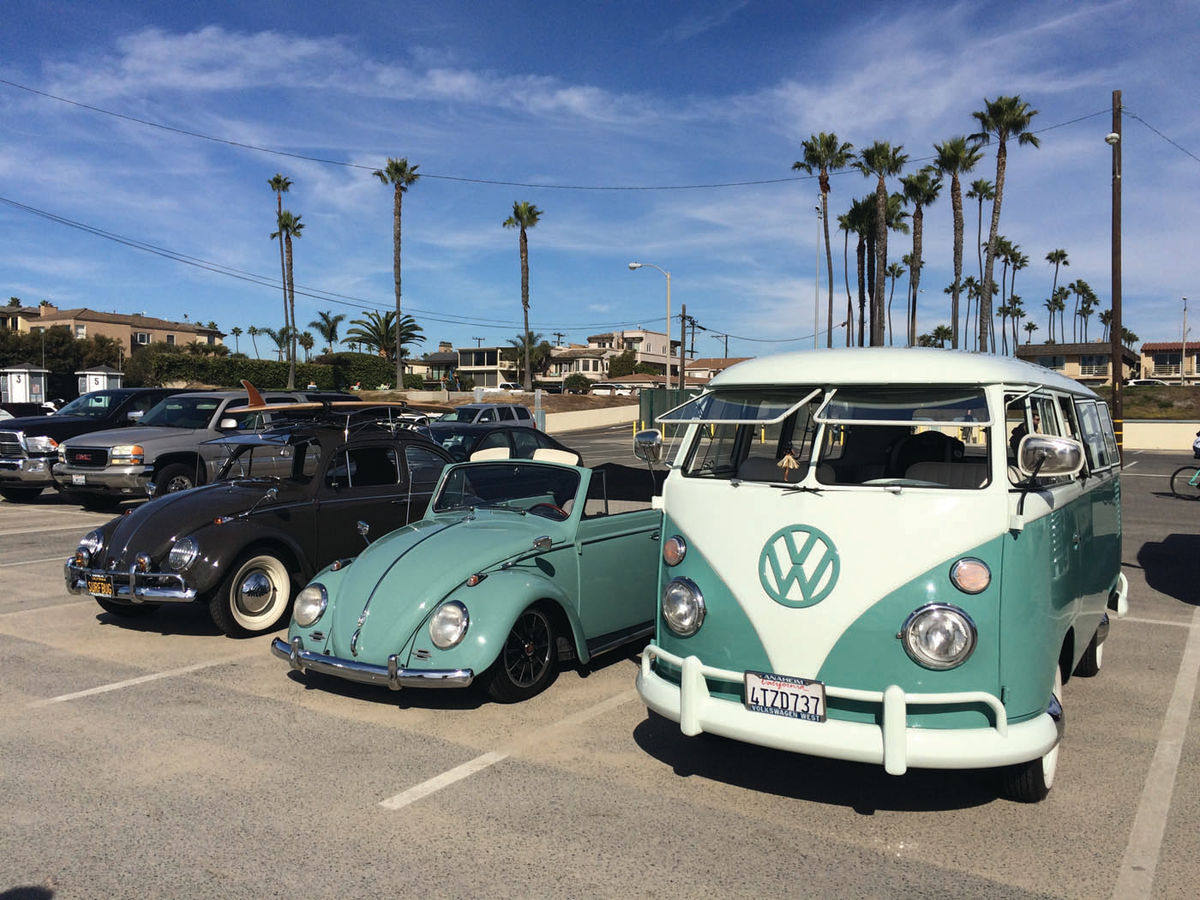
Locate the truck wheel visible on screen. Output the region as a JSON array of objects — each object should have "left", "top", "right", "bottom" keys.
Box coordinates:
[
  {"left": 0, "top": 487, "right": 43, "bottom": 502},
  {"left": 155, "top": 463, "right": 199, "bottom": 494},
  {"left": 999, "top": 663, "right": 1063, "bottom": 803},
  {"left": 95, "top": 597, "right": 159, "bottom": 617},
  {"left": 208, "top": 551, "right": 293, "bottom": 637},
  {"left": 484, "top": 605, "right": 558, "bottom": 702}
]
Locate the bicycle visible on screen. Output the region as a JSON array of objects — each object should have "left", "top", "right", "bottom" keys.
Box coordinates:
[{"left": 1170, "top": 464, "right": 1200, "bottom": 499}]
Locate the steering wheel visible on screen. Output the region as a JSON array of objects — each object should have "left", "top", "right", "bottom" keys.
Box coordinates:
[{"left": 528, "top": 503, "right": 569, "bottom": 521}]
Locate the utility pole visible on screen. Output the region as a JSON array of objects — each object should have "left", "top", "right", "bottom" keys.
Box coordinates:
[
  {"left": 678, "top": 304, "right": 687, "bottom": 392},
  {"left": 1107, "top": 89, "right": 1123, "bottom": 454},
  {"left": 553, "top": 331, "right": 565, "bottom": 347},
  {"left": 1183, "top": 297, "right": 1189, "bottom": 386},
  {"left": 472, "top": 336, "right": 485, "bottom": 347}
]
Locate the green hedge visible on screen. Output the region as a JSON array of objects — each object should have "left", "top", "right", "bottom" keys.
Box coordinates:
[{"left": 124, "top": 347, "right": 397, "bottom": 391}]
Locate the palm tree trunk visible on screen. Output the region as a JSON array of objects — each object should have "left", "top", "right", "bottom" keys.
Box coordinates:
[
  {"left": 285, "top": 235, "right": 296, "bottom": 388},
  {"left": 951, "top": 176, "right": 964, "bottom": 349},
  {"left": 910, "top": 206, "right": 923, "bottom": 347},
  {"left": 871, "top": 179, "right": 887, "bottom": 346},
  {"left": 393, "top": 188, "right": 403, "bottom": 389},
  {"left": 856, "top": 235, "right": 867, "bottom": 347},
  {"left": 519, "top": 227, "right": 532, "bottom": 391},
  {"left": 980, "top": 142, "right": 1008, "bottom": 352},
  {"left": 843, "top": 230, "right": 853, "bottom": 346},
  {"left": 276, "top": 195, "right": 289, "bottom": 370},
  {"left": 821, "top": 191, "right": 835, "bottom": 348}
]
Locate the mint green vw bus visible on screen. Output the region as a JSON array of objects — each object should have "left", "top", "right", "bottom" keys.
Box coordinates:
[{"left": 634, "top": 348, "right": 1126, "bottom": 802}]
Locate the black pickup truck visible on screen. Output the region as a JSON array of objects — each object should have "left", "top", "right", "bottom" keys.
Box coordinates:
[{"left": 0, "top": 388, "right": 181, "bottom": 502}]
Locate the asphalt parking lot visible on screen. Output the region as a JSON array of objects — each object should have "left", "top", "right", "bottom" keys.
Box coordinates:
[{"left": 2, "top": 428, "right": 1198, "bottom": 899}]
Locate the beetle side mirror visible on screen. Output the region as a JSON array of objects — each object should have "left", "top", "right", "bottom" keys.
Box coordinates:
[{"left": 357, "top": 520, "right": 370, "bottom": 546}]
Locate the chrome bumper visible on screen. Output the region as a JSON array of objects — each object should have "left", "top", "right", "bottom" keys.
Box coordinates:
[
  {"left": 637, "top": 644, "right": 1058, "bottom": 776},
  {"left": 0, "top": 457, "right": 55, "bottom": 486},
  {"left": 64, "top": 559, "right": 198, "bottom": 603},
  {"left": 271, "top": 637, "right": 474, "bottom": 690},
  {"left": 52, "top": 463, "right": 152, "bottom": 494}
]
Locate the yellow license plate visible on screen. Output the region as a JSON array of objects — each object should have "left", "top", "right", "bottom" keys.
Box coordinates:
[{"left": 86, "top": 575, "right": 114, "bottom": 597}]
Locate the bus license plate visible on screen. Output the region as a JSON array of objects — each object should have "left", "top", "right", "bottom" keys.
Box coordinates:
[
  {"left": 745, "top": 671, "right": 826, "bottom": 722},
  {"left": 87, "top": 575, "right": 114, "bottom": 597}
]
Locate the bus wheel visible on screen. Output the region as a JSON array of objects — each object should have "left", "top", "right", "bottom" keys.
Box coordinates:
[
  {"left": 1000, "top": 664, "right": 1063, "bottom": 803},
  {"left": 1073, "top": 627, "right": 1104, "bottom": 678}
]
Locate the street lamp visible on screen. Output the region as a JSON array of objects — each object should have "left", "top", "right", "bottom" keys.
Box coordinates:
[{"left": 628, "top": 261, "right": 672, "bottom": 389}]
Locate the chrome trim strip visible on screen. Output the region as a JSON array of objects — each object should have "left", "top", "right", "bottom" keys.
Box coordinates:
[{"left": 270, "top": 637, "right": 473, "bottom": 690}]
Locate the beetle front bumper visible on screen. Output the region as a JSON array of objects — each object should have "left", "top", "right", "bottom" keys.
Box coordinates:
[
  {"left": 64, "top": 558, "right": 198, "bottom": 603},
  {"left": 637, "top": 645, "right": 1059, "bottom": 775},
  {"left": 271, "top": 637, "right": 474, "bottom": 690}
]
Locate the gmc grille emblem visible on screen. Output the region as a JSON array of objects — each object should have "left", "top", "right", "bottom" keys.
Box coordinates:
[{"left": 76, "top": 453, "right": 92, "bottom": 461}]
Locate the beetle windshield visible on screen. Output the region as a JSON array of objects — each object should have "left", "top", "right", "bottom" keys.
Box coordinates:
[{"left": 433, "top": 462, "right": 580, "bottom": 512}]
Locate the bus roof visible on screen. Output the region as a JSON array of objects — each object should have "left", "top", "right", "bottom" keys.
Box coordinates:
[{"left": 710, "top": 348, "right": 1100, "bottom": 398}]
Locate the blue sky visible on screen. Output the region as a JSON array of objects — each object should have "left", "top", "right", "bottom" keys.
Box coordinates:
[{"left": 2, "top": 0, "right": 1197, "bottom": 361}]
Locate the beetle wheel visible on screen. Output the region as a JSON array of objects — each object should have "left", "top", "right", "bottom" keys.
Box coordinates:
[
  {"left": 999, "top": 663, "right": 1063, "bottom": 802},
  {"left": 485, "top": 606, "right": 558, "bottom": 702},
  {"left": 209, "top": 551, "right": 293, "bottom": 637}
]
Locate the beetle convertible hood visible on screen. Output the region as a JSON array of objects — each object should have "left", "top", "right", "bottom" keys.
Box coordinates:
[{"left": 322, "top": 511, "right": 562, "bottom": 663}]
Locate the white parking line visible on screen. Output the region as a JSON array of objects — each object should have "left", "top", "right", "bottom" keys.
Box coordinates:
[
  {"left": 379, "top": 688, "right": 638, "bottom": 810},
  {"left": 0, "top": 523, "right": 106, "bottom": 537},
  {"left": 27, "top": 657, "right": 243, "bottom": 708},
  {"left": 0, "top": 555, "right": 69, "bottom": 568},
  {"left": 1112, "top": 605, "right": 1200, "bottom": 898}
]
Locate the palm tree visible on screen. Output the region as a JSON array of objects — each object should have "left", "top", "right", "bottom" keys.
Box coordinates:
[
  {"left": 961, "top": 275, "right": 980, "bottom": 345},
  {"left": 247, "top": 325, "right": 260, "bottom": 359},
  {"left": 900, "top": 166, "right": 942, "bottom": 346},
  {"left": 931, "top": 324, "right": 953, "bottom": 347},
  {"left": 229, "top": 326, "right": 242, "bottom": 354},
  {"left": 298, "top": 331, "right": 314, "bottom": 363},
  {"left": 308, "top": 311, "right": 346, "bottom": 354},
  {"left": 504, "top": 331, "right": 551, "bottom": 384},
  {"left": 345, "top": 310, "right": 426, "bottom": 364},
  {"left": 268, "top": 173, "right": 292, "bottom": 367},
  {"left": 996, "top": 302, "right": 1011, "bottom": 355},
  {"left": 1099, "top": 308, "right": 1113, "bottom": 342},
  {"left": 933, "top": 137, "right": 984, "bottom": 348},
  {"left": 261, "top": 325, "right": 291, "bottom": 361},
  {"left": 1009, "top": 296, "right": 1025, "bottom": 354},
  {"left": 271, "top": 210, "right": 304, "bottom": 388},
  {"left": 374, "top": 157, "right": 421, "bottom": 389},
  {"left": 793, "top": 133, "right": 855, "bottom": 347},
  {"left": 1045, "top": 249, "right": 1069, "bottom": 316},
  {"left": 886, "top": 261, "right": 907, "bottom": 345},
  {"left": 853, "top": 142, "right": 909, "bottom": 345},
  {"left": 1045, "top": 290, "right": 1066, "bottom": 343},
  {"left": 502, "top": 201, "right": 543, "bottom": 390},
  {"left": 836, "top": 210, "right": 856, "bottom": 345},
  {"left": 1024, "top": 321, "right": 1039, "bottom": 343},
  {"left": 971, "top": 95, "right": 1041, "bottom": 352},
  {"left": 842, "top": 196, "right": 875, "bottom": 346}
]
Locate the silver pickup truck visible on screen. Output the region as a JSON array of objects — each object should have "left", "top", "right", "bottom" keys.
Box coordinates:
[{"left": 51, "top": 388, "right": 316, "bottom": 509}]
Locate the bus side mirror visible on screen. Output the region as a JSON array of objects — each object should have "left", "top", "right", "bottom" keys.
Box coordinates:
[
  {"left": 1017, "top": 435, "right": 1085, "bottom": 478},
  {"left": 634, "top": 429, "right": 663, "bottom": 465}
]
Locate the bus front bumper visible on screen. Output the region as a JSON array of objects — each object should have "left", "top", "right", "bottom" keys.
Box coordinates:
[{"left": 637, "top": 645, "right": 1058, "bottom": 776}]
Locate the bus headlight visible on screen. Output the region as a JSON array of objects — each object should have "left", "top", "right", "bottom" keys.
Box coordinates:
[
  {"left": 293, "top": 584, "right": 328, "bottom": 627},
  {"left": 429, "top": 601, "right": 469, "bottom": 649},
  {"left": 900, "top": 603, "right": 977, "bottom": 670},
  {"left": 662, "top": 578, "right": 705, "bottom": 636}
]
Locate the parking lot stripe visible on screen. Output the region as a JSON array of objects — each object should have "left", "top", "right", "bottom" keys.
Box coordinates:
[
  {"left": 27, "top": 658, "right": 243, "bottom": 708},
  {"left": 379, "top": 688, "right": 638, "bottom": 810},
  {"left": 1112, "top": 605, "right": 1200, "bottom": 899},
  {"left": 0, "top": 555, "right": 69, "bottom": 568},
  {"left": 0, "top": 523, "right": 108, "bottom": 537}
]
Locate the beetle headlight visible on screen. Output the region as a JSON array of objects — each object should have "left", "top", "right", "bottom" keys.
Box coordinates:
[
  {"left": 78, "top": 529, "right": 104, "bottom": 554},
  {"left": 662, "top": 578, "right": 705, "bottom": 637},
  {"left": 900, "top": 603, "right": 977, "bottom": 670},
  {"left": 429, "top": 601, "right": 469, "bottom": 649},
  {"left": 950, "top": 557, "right": 990, "bottom": 594},
  {"left": 663, "top": 535, "right": 687, "bottom": 567},
  {"left": 110, "top": 444, "right": 145, "bottom": 465},
  {"left": 167, "top": 536, "right": 198, "bottom": 571},
  {"left": 293, "top": 583, "right": 328, "bottom": 627}
]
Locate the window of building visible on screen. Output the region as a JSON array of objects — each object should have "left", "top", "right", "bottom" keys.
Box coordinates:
[
  {"left": 1079, "top": 354, "right": 1109, "bottom": 376},
  {"left": 1035, "top": 355, "right": 1065, "bottom": 370},
  {"left": 166, "top": 334, "right": 176, "bottom": 346},
  {"left": 135, "top": 332, "right": 151, "bottom": 345},
  {"left": 74, "top": 324, "right": 86, "bottom": 339}
]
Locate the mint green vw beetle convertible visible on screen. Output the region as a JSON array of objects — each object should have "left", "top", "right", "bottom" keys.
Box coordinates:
[{"left": 271, "top": 456, "right": 662, "bottom": 701}]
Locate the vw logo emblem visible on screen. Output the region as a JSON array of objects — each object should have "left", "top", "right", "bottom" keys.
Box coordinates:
[{"left": 759, "top": 525, "right": 839, "bottom": 608}]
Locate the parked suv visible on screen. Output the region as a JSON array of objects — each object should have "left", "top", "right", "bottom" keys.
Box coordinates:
[
  {"left": 435, "top": 403, "right": 535, "bottom": 427},
  {"left": 52, "top": 389, "right": 316, "bottom": 509},
  {"left": 0, "top": 388, "right": 180, "bottom": 503}
]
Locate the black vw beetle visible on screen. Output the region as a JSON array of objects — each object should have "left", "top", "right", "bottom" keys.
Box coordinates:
[{"left": 64, "top": 410, "right": 453, "bottom": 636}]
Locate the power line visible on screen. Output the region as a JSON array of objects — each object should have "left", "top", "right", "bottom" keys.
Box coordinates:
[{"left": 0, "top": 193, "right": 646, "bottom": 334}]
